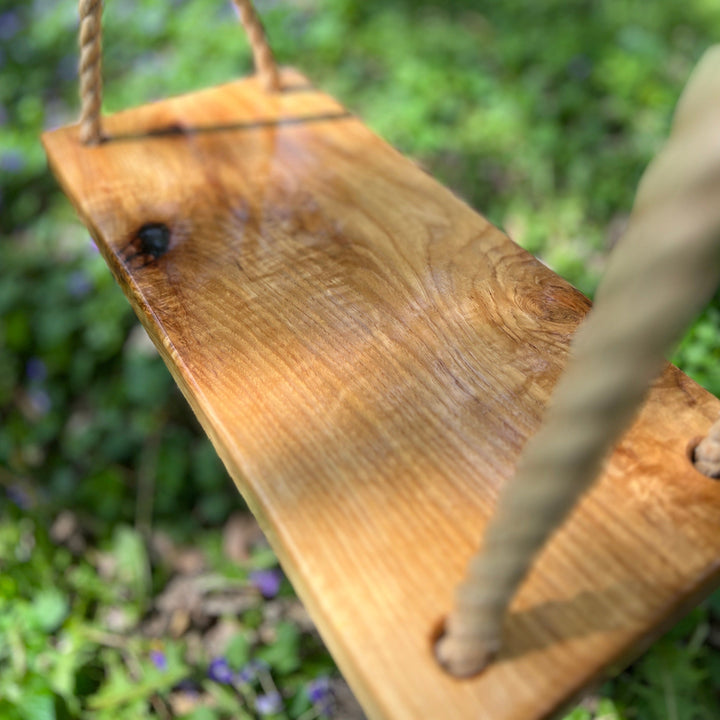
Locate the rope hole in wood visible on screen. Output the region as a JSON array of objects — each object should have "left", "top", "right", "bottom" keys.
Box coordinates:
[
  {"left": 688, "top": 437, "right": 703, "bottom": 464},
  {"left": 77, "top": 0, "right": 280, "bottom": 146},
  {"left": 431, "top": 614, "right": 499, "bottom": 679},
  {"left": 429, "top": 617, "right": 490, "bottom": 680},
  {"left": 688, "top": 435, "right": 720, "bottom": 479},
  {"left": 429, "top": 618, "right": 453, "bottom": 676}
]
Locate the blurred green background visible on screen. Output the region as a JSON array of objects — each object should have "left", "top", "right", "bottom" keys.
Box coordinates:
[{"left": 2, "top": 1, "right": 720, "bottom": 718}]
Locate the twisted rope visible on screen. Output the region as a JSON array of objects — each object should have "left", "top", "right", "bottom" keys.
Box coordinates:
[
  {"left": 694, "top": 418, "right": 720, "bottom": 477},
  {"left": 78, "top": 0, "right": 103, "bottom": 145},
  {"left": 437, "top": 45, "right": 720, "bottom": 678},
  {"left": 231, "top": 0, "right": 280, "bottom": 92},
  {"left": 77, "top": 0, "right": 280, "bottom": 146}
]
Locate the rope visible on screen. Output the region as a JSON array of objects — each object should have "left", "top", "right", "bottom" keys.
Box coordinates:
[
  {"left": 77, "top": 0, "right": 280, "bottom": 146},
  {"left": 436, "top": 45, "right": 720, "bottom": 678},
  {"left": 231, "top": 0, "right": 280, "bottom": 92},
  {"left": 78, "top": 0, "right": 103, "bottom": 145},
  {"left": 694, "top": 418, "right": 720, "bottom": 478}
]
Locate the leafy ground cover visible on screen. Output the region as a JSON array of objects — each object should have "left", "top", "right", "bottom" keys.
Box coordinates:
[{"left": 2, "top": 0, "right": 720, "bottom": 718}]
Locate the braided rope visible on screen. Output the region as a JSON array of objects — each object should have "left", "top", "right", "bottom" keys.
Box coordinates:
[
  {"left": 436, "top": 45, "right": 720, "bottom": 678},
  {"left": 78, "top": 0, "right": 103, "bottom": 145},
  {"left": 77, "top": 0, "right": 280, "bottom": 146},
  {"left": 231, "top": 0, "right": 280, "bottom": 92}
]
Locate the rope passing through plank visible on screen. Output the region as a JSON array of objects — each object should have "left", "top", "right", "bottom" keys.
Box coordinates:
[
  {"left": 436, "top": 45, "right": 720, "bottom": 678},
  {"left": 78, "top": 0, "right": 102, "bottom": 145},
  {"left": 231, "top": 0, "right": 280, "bottom": 93},
  {"left": 77, "top": 0, "right": 280, "bottom": 146},
  {"left": 694, "top": 417, "right": 720, "bottom": 478}
]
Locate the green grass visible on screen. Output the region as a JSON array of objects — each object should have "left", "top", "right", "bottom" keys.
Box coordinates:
[{"left": 2, "top": 1, "right": 720, "bottom": 718}]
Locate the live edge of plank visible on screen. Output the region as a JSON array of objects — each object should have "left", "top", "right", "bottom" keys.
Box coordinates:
[{"left": 42, "top": 68, "right": 720, "bottom": 720}]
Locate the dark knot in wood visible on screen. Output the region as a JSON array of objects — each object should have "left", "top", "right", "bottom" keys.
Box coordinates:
[{"left": 137, "top": 223, "right": 171, "bottom": 259}]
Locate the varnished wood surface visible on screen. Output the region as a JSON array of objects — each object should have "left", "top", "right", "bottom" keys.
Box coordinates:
[{"left": 43, "top": 69, "right": 720, "bottom": 720}]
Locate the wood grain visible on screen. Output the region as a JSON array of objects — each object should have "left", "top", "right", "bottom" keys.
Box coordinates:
[{"left": 43, "top": 69, "right": 720, "bottom": 720}]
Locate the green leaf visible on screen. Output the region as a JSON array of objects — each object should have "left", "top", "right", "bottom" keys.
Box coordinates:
[
  {"left": 560, "top": 708, "right": 591, "bottom": 720},
  {"left": 595, "top": 698, "right": 625, "bottom": 719},
  {"left": 16, "top": 688, "right": 55, "bottom": 720},
  {"left": 225, "top": 631, "right": 251, "bottom": 669},
  {"left": 30, "top": 589, "right": 68, "bottom": 633},
  {"left": 204, "top": 681, "right": 250, "bottom": 717},
  {"left": 251, "top": 547, "right": 281, "bottom": 571},
  {"left": 257, "top": 622, "right": 301, "bottom": 675},
  {"left": 288, "top": 686, "right": 313, "bottom": 717},
  {"left": 88, "top": 649, "right": 187, "bottom": 711},
  {"left": 179, "top": 707, "right": 220, "bottom": 720},
  {"left": 110, "top": 526, "right": 151, "bottom": 606}
]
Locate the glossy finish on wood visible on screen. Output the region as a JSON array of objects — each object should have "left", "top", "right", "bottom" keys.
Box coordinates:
[{"left": 43, "top": 69, "right": 720, "bottom": 720}]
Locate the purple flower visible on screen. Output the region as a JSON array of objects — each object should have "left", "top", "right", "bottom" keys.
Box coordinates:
[
  {"left": 27, "top": 388, "right": 51, "bottom": 416},
  {"left": 255, "top": 691, "right": 282, "bottom": 716},
  {"left": 306, "top": 676, "right": 331, "bottom": 704},
  {"left": 7, "top": 485, "right": 31, "bottom": 510},
  {"left": 236, "top": 658, "right": 269, "bottom": 684},
  {"left": 249, "top": 568, "right": 282, "bottom": 599},
  {"left": 0, "top": 150, "right": 24, "bottom": 174},
  {"left": 25, "top": 357, "right": 47, "bottom": 383},
  {"left": 236, "top": 664, "right": 256, "bottom": 684},
  {"left": 174, "top": 678, "right": 200, "bottom": 694},
  {"left": 208, "top": 657, "right": 234, "bottom": 684},
  {"left": 150, "top": 650, "right": 167, "bottom": 671},
  {"left": 0, "top": 12, "right": 21, "bottom": 41},
  {"left": 67, "top": 270, "right": 93, "bottom": 298},
  {"left": 307, "top": 676, "right": 333, "bottom": 715}
]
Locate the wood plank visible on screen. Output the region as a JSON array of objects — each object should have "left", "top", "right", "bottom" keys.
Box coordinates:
[{"left": 43, "top": 68, "right": 720, "bottom": 720}]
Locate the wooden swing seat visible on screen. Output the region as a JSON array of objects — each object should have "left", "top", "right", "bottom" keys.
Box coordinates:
[{"left": 42, "top": 69, "right": 720, "bottom": 720}]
